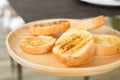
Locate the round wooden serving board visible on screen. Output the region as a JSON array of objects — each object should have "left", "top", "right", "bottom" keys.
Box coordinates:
[{"left": 6, "top": 19, "right": 120, "bottom": 76}]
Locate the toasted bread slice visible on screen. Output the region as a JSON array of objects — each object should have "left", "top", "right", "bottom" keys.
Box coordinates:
[
  {"left": 20, "top": 36, "right": 56, "bottom": 55},
  {"left": 94, "top": 34, "right": 120, "bottom": 56},
  {"left": 29, "top": 20, "right": 70, "bottom": 36},
  {"left": 53, "top": 29, "right": 95, "bottom": 66},
  {"left": 72, "top": 15, "right": 106, "bottom": 30}
]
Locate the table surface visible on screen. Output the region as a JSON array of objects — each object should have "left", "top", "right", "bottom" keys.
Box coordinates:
[{"left": 9, "top": 0, "right": 120, "bottom": 23}]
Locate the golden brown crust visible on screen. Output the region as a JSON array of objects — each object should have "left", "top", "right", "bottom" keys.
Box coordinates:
[
  {"left": 20, "top": 36, "right": 56, "bottom": 55},
  {"left": 95, "top": 45, "right": 120, "bottom": 56},
  {"left": 74, "top": 15, "right": 106, "bottom": 30},
  {"left": 54, "top": 40, "right": 95, "bottom": 66},
  {"left": 88, "top": 15, "right": 106, "bottom": 29},
  {"left": 94, "top": 34, "right": 120, "bottom": 56},
  {"left": 29, "top": 20, "right": 70, "bottom": 36}
]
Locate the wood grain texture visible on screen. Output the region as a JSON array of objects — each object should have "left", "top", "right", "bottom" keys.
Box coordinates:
[{"left": 6, "top": 19, "right": 120, "bottom": 76}]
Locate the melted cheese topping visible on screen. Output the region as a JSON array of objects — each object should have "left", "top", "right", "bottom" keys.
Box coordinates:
[{"left": 94, "top": 35, "right": 120, "bottom": 45}]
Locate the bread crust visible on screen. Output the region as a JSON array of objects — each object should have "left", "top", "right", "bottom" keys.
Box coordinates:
[
  {"left": 73, "top": 15, "right": 106, "bottom": 30},
  {"left": 94, "top": 34, "right": 120, "bottom": 56},
  {"left": 95, "top": 44, "right": 120, "bottom": 56},
  {"left": 54, "top": 40, "right": 95, "bottom": 67},
  {"left": 29, "top": 20, "right": 70, "bottom": 36},
  {"left": 20, "top": 36, "right": 56, "bottom": 55}
]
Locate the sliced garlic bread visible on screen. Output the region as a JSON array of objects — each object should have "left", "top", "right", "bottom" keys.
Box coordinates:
[
  {"left": 94, "top": 34, "right": 120, "bottom": 56},
  {"left": 53, "top": 29, "right": 95, "bottom": 66},
  {"left": 29, "top": 20, "right": 70, "bottom": 36},
  {"left": 73, "top": 15, "right": 106, "bottom": 30},
  {"left": 20, "top": 36, "right": 56, "bottom": 54}
]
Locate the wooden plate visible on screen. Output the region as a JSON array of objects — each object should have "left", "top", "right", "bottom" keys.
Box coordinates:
[{"left": 6, "top": 19, "right": 120, "bottom": 76}]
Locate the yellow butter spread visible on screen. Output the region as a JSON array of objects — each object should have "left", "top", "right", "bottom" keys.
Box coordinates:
[
  {"left": 59, "top": 33, "right": 92, "bottom": 54},
  {"left": 22, "top": 37, "right": 52, "bottom": 46},
  {"left": 94, "top": 35, "right": 120, "bottom": 45}
]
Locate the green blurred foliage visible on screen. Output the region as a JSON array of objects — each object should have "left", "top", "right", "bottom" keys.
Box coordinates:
[{"left": 110, "top": 17, "right": 120, "bottom": 31}]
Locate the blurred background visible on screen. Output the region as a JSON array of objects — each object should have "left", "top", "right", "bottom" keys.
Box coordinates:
[{"left": 0, "top": 0, "right": 120, "bottom": 80}]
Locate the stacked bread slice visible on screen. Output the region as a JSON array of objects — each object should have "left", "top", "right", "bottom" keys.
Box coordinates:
[{"left": 20, "top": 20, "right": 70, "bottom": 54}]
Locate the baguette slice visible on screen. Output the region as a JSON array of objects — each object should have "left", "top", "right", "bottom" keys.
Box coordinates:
[
  {"left": 20, "top": 36, "right": 56, "bottom": 55},
  {"left": 71, "top": 15, "right": 106, "bottom": 30},
  {"left": 29, "top": 20, "right": 70, "bottom": 36},
  {"left": 53, "top": 29, "right": 95, "bottom": 67},
  {"left": 94, "top": 34, "right": 120, "bottom": 56}
]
